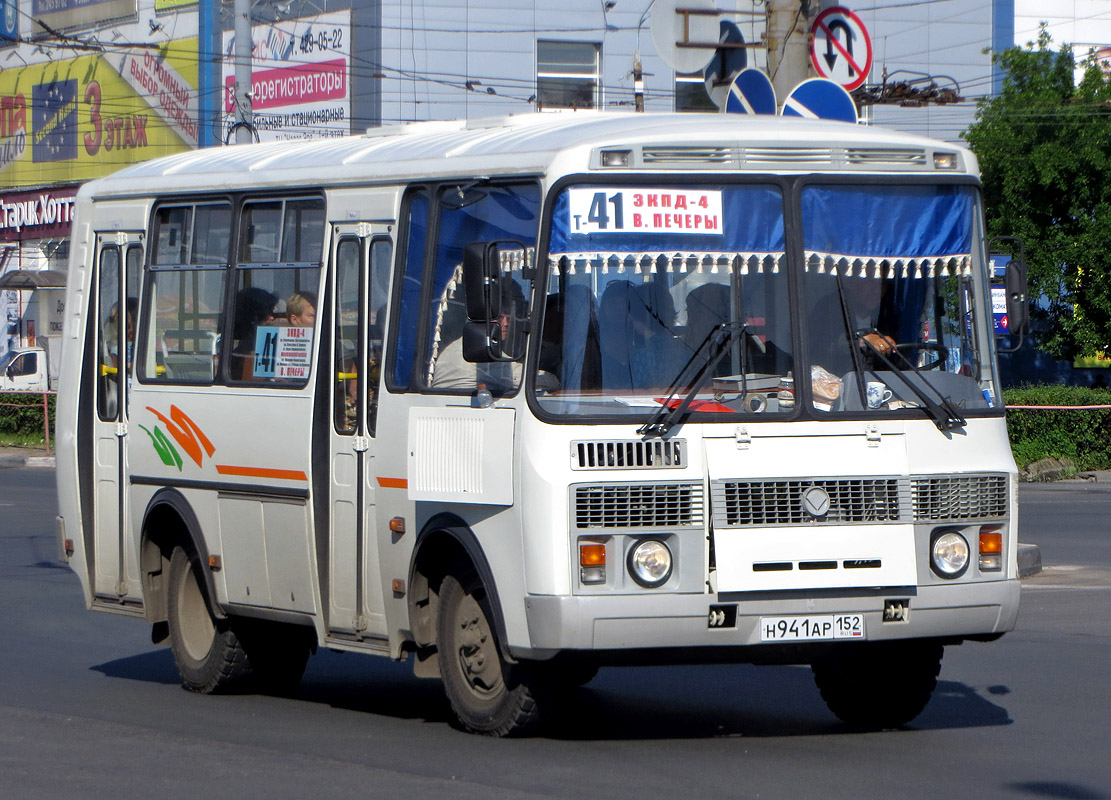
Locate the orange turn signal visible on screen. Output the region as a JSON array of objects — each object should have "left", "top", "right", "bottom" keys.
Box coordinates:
[
  {"left": 580, "top": 543, "right": 606, "bottom": 567},
  {"left": 979, "top": 529, "right": 1003, "bottom": 554}
]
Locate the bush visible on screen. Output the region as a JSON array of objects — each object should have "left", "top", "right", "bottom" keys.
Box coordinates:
[
  {"left": 1003, "top": 385, "right": 1111, "bottom": 470},
  {"left": 0, "top": 392, "right": 56, "bottom": 447}
]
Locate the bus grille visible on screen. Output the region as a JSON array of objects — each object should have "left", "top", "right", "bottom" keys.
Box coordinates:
[
  {"left": 642, "top": 146, "right": 736, "bottom": 164},
  {"left": 573, "top": 483, "right": 704, "bottom": 529},
  {"left": 844, "top": 147, "right": 927, "bottom": 166},
  {"left": 712, "top": 478, "right": 904, "bottom": 526},
  {"left": 911, "top": 475, "right": 1008, "bottom": 520},
  {"left": 711, "top": 474, "right": 1008, "bottom": 527},
  {"left": 571, "top": 439, "right": 685, "bottom": 470}
]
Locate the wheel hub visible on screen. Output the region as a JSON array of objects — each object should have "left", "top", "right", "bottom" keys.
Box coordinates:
[{"left": 455, "top": 593, "right": 502, "bottom": 695}]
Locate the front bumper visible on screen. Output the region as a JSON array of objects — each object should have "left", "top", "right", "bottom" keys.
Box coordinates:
[{"left": 518, "top": 579, "right": 1020, "bottom": 658}]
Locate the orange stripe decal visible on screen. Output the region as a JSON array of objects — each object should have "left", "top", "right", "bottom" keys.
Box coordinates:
[
  {"left": 377, "top": 477, "right": 408, "bottom": 489},
  {"left": 216, "top": 465, "right": 309, "bottom": 481}
]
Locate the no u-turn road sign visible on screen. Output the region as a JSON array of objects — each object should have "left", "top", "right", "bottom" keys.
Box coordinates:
[{"left": 809, "top": 6, "right": 872, "bottom": 91}]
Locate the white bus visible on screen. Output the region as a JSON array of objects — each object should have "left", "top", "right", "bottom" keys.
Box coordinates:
[{"left": 55, "top": 112, "right": 1026, "bottom": 736}]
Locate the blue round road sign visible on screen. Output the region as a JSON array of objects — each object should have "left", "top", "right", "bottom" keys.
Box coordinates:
[
  {"left": 781, "top": 78, "right": 857, "bottom": 123},
  {"left": 722, "top": 68, "right": 777, "bottom": 115}
]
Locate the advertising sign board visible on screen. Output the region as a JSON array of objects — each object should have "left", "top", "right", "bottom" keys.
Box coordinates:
[
  {"left": 0, "top": 39, "right": 198, "bottom": 187},
  {"left": 221, "top": 11, "right": 352, "bottom": 142}
]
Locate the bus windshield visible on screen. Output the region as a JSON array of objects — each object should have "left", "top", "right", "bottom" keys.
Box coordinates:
[
  {"left": 536, "top": 182, "right": 792, "bottom": 418},
  {"left": 534, "top": 181, "right": 999, "bottom": 422},
  {"left": 801, "top": 184, "right": 999, "bottom": 419}
]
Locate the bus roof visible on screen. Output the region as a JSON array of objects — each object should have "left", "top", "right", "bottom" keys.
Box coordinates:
[{"left": 83, "top": 112, "right": 977, "bottom": 199}]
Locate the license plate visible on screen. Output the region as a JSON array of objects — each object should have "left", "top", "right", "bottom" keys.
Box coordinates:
[{"left": 760, "top": 614, "right": 865, "bottom": 642}]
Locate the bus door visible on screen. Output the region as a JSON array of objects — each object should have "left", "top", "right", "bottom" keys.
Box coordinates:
[
  {"left": 91, "top": 231, "right": 144, "bottom": 601},
  {"left": 324, "top": 224, "right": 393, "bottom": 640}
]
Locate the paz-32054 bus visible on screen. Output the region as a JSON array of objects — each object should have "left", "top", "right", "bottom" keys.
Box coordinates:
[{"left": 55, "top": 112, "right": 1026, "bottom": 735}]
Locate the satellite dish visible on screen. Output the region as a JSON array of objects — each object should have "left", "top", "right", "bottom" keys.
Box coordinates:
[
  {"left": 704, "top": 21, "right": 747, "bottom": 108},
  {"left": 650, "top": 0, "right": 718, "bottom": 74},
  {"left": 781, "top": 78, "right": 858, "bottom": 123},
  {"left": 721, "top": 68, "right": 777, "bottom": 115}
]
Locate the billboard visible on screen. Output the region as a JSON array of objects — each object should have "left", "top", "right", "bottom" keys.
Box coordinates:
[
  {"left": 0, "top": 0, "right": 18, "bottom": 45},
  {"left": 31, "top": 0, "right": 136, "bottom": 35},
  {"left": 0, "top": 38, "right": 198, "bottom": 187},
  {"left": 222, "top": 11, "right": 351, "bottom": 142}
]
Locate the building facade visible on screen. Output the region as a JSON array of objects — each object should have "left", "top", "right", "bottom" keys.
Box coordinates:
[{"left": 1, "top": 0, "right": 1109, "bottom": 375}]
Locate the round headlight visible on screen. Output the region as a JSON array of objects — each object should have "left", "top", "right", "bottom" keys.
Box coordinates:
[
  {"left": 627, "top": 539, "right": 673, "bottom": 588},
  {"left": 931, "top": 531, "right": 970, "bottom": 578}
]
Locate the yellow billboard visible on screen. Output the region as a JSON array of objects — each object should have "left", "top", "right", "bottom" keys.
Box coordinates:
[{"left": 0, "top": 38, "right": 198, "bottom": 188}]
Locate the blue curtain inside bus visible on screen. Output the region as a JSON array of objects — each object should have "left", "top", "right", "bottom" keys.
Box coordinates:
[{"left": 801, "top": 185, "right": 974, "bottom": 258}]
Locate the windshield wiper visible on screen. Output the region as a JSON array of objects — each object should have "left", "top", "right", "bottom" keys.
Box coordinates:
[
  {"left": 858, "top": 336, "right": 966, "bottom": 431},
  {"left": 833, "top": 272, "right": 964, "bottom": 432},
  {"left": 638, "top": 322, "right": 745, "bottom": 439}
]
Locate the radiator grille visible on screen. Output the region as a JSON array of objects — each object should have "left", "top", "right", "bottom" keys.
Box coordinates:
[
  {"left": 712, "top": 478, "right": 903, "bottom": 527},
  {"left": 572, "top": 440, "right": 685, "bottom": 470},
  {"left": 911, "top": 475, "right": 1008, "bottom": 521},
  {"left": 711, "top": 474, "right": 1009, "bottom": 528},
  {"left": 573, "top": 483, "right": 704, "bottom": 529}
]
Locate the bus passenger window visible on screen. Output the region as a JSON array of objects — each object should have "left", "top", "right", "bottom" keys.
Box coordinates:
[
  {"left": 230, "top": 197, "right": 324, "bottom": 386},
  {"left": 141, "top": 202, "right": 231, "bottom": 384}
]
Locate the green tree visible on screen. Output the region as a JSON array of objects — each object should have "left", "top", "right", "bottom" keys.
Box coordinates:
[{"left": 964, "top": 28, "right": 1111, "bottom": 360}]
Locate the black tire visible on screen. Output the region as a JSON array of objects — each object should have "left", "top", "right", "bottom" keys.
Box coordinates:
[
  {"left": 436, "top": 571, "right": 545, "bottom": 736},
  {"left": 167, "top": 546, "right": 253, "bottom": 694},
  {"left": 237, "top": 621, "right": 313, "bottom": 695},
  {"left": 812, "top": 640, "right": 943, "bottom": 729}
]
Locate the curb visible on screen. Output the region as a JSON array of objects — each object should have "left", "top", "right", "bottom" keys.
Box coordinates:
[{"left": 1017, "top": 543, "right": 1042, "bottom": 578}]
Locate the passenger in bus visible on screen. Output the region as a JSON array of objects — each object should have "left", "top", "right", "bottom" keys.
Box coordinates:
[
  {"left": 232, "top": 287, "right": 279, "bottom": 380},
  {"left": 810, "top": 276, "right": 897, "bottom": 376},
  {"left": 431, "top": 280, "right": 523, "bottom": 391},
  {"left": 430, "top": 299, "right": 471, "bottom": 389},
  {"left": 287, "top": 292, "right": 317, "bottom": 328},
  {"left": 107, "top": 297, "right": 140, "bottom": 371},
  {"left": 598, "top": 280, "right": 686, "bottom": 390}
]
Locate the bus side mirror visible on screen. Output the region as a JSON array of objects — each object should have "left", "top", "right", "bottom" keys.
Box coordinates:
[
  {"left": 1005, "top": 256, "right": 1028, "bottom": 335},
  {"left": 462, "top": 320, "right": 500, "bottom": 363},
  {"left": 462, "top": 242, "right": 500, "bottom": 323},
  {"left": 989, "top": 236, "right": 1028, "bottom": 353}
]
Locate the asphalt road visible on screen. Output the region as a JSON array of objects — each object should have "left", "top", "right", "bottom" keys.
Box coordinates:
[{"left": 1, "top": 463, "right": 1109, "bottom": 800}]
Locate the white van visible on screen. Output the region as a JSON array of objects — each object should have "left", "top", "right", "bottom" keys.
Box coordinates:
[{"left": 0, "top": 346, "right": 51, "bottom": 392}]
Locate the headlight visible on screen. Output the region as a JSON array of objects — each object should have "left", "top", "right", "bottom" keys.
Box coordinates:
[
  {"left": 931, "top": 530, "right": 970, "bottom": 578},
  {"left": 627, "top": 539, "right": 672, "bottom": 588}
]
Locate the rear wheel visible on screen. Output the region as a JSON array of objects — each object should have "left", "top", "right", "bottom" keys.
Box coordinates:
[
  {"left": 812, "top": 640, "right": 943, "bottom": 729},
  {"left": 167, "top": 546, "right": 253, "bottom": 693},
  {"left": 437, "top": 571, "right": 545, "bottom": 736}
]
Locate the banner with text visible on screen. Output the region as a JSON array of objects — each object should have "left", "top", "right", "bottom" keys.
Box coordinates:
[
  {"left": 0, "top": 38, "right": 198, "bottom": 187},
  {"left": 222, "top": 10, "right": 351, "bottom": 142}
]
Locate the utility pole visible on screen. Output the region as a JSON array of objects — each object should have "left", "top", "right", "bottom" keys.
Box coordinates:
[
  {"left": 233, "top": 0, "right": 254, "bottom": 144},
  {"left": 765, "top": 0, "right": 816, "bottom": 104}
]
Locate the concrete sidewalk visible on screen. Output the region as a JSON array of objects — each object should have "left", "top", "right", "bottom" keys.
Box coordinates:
[{"left": 0, "top": 446, "right": 54, "bottom": 468}]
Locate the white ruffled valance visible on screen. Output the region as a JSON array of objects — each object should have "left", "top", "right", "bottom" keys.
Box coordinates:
[
  {"left": 546, "top": 251, "right": 785, "bottom": 277},
  {"left": 803, "top": 251, "right": 973, "bottom": 279}
]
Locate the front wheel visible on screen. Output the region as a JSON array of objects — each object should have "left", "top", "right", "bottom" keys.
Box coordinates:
[
  {"left": 811, "top": 640, "right": 943, "bottom": 729},
  {"left": 436, "top": 571, "right": 545, "bottom": 736},
  {"left": 167, "top": 546, "right": 253, "bottom": 694}
]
